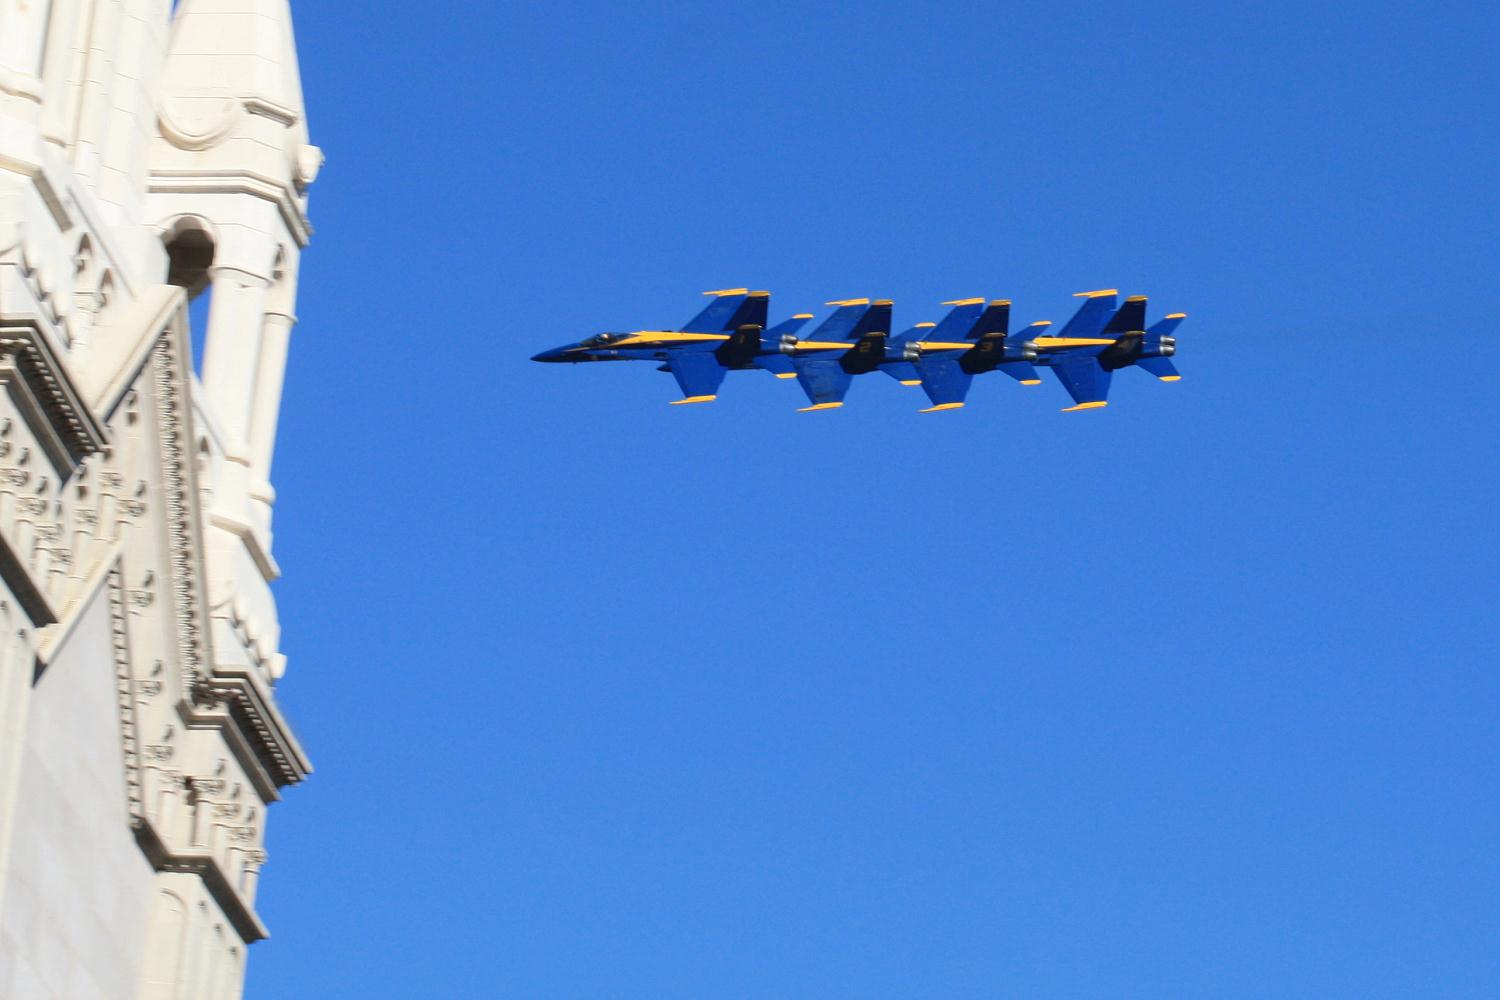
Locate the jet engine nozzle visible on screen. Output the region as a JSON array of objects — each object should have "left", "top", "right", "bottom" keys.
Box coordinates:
[
  {"left": 1160, "top": 336, "right": 1176, "bottom": 356},
  {"left": 1015, "top": 340, "right": 1040, "bottom": 363},
  {"left": 779, "top": 334, "right": 800, "bottom": 352},
  {"left": 902, "top": 341, "right": 921, "bottom": 362}
]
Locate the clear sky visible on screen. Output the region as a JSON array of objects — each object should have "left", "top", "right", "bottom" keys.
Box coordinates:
[{"left": 248, "top": 2, "right": 1499, "bottom": 996}]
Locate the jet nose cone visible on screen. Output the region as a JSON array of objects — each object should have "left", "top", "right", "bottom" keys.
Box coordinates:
[{"left": 531, "top": 347, "right": 566, "bottom": 362}]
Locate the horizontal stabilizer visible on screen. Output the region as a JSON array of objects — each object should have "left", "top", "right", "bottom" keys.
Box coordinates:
[
  {"left": 755, "top": 353, "right": 795, "bottom": 377},
  {"left": 882, "top": 360, "right": 921, "bottom": 384},
  {"left": 765, "top": 314, "right": 813, "bottom": 342},
  {"left": 1149, "top": 313, "right": 1186, "bottom": 337},
  {"left": 1137, "top": 357, "right": 1181, "bottom": 380},
  {"left": 996, "top": 361, "right": 1041, "bottom": 384}
]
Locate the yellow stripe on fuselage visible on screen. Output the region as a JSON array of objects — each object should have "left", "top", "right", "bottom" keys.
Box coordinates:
[
  {"left": 913, "top": 341, "right": 976, "bottom": 351},
  {"left": 611, "top": 331, "right": 732, "bottom": 347},
  {"left": 789, "top": 340, "right": 858, "bottom": 351},
  {"left": 1032, "top": 337, "right": 1117, "bottom": 349}
]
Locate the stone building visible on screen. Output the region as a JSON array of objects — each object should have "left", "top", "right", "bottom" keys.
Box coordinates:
[{"left": 0, "top": 0, "right": 318, "bottom": 995}]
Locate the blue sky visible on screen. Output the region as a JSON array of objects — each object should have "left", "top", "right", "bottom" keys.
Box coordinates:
[{"left": 246, "top": 3, "right": 1499, "bottom": 996}]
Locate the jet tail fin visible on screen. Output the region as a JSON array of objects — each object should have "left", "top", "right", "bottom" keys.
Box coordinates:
[{"left": 1104, "top": 295, "right": 1148, "bottom": 336}]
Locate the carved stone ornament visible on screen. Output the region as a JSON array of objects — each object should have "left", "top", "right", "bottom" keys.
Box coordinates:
[{"left": 158, "top": 95, "right": 242, "bottom": 151}]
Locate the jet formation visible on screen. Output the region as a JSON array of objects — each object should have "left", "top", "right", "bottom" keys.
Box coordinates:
[{"left": 530, "top": 289, "right": 1185, "bottom": 412}]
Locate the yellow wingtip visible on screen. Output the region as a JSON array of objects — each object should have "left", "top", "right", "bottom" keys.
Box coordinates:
[
  {"left": 1073, "top": 288, "right": 1119, "bottom": 298},
  {"left": 941, "top": 297, "right": 985, "bottom": 306},
  {"left": 1020, "top": 379, "right": 1042, "bottom": 386},
  {"left": 1126, "top": 295, "right": 1147, "bottom": 302},
  {"left": 670, "top": 395, "right": 717, "bottom": 405},
  {"left": 748, "top": 290, "right": 770, "bottom": 297},
  {"left": 1028, "top": 320, "right": 1053, "bottom": 328},
  {"left": 1061, "top": 401, "right": 1108, "bottom": 412},
  {"left": 1166, "top": 312, "right": 1187, "bottom": 319},
  {"left": 1159, "top": 375, "right": 1182, "bottom": 382},
  {"left": 793, "top": 313, "right": 815, "bottom": 320},
  {"left": 797, "top": 402, "right": 844, "bottom": 412},
  {"left": 825, "top": 298, "right": 870, "bottom": 307},
  {"left": 702, "top": 288, "right": 749, "bottom": 297},
  {"left": 899, "top": 380, "right": 922, "bottom": 386},
  {"left": 774, "top": 372, "right": 797, "bottom": 379},
  {"left": 919, "top": 402, "right": 965, "bottom": 413},
  {"left": 915, "top": 322, "right": 937, "bottom": 328}
]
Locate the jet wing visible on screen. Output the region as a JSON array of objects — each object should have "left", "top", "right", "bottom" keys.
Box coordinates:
[
  {"left": 1056, "top": 290, "right": 1119, "bottom": 339},
  {"left": 1050, "top": 358, "right": 1112, "bottom": 411},
  {"left": 913, "top": 356, "right": 972, "bottom": 412},
  {"left": 681, "top": 289, "right": 759, "bottom": 333},
  {"left": 791, "top": 358, "right": 852, "bottom": 411},
  {"left": 665, "top": 350, "right": 728, "bottom": 403},
  {"left": 805, "top": 301, "right": 873, "bottom": 342}
]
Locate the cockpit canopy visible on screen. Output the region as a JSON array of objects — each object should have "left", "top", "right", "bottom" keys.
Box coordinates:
[{"left": 581, "top": 332, "right": 623, "bottom": 348}]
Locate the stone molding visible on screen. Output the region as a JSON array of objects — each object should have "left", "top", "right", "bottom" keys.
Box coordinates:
[
  {"left": 149, "top": 170, "right": 313, "bottom": 247},
  {"left": 0, "top": 321, "right": 108, "bottom": 472}
]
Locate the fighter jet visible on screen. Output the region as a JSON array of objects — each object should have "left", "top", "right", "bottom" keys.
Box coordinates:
[
  {"left": 781, "top": 299, "right": 894, "bottom": 411},
  {"left": 1033, "top": 290, "right": 1184, "bottom": 411},
  {"left": 529, "top": 289, "right": 814, "bottom": 404},
  {"left": 895, "top": 298, "right": 1047, "bottom": 412}
]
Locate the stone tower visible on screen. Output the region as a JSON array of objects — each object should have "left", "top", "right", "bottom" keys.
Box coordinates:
[{"left": 0, "top": 1, "right": 319, "bottom": 996}]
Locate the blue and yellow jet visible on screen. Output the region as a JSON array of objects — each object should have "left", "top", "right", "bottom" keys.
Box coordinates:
[
  {"left": 781, "top": 298, "right": 895, "bottom": 411},
  {"left": 896, "top": 298, "right": 1048, "bottom": 412},
  {"left": 1033, "top": 290, "right": 1184, "bottom": 411},
  {"left": 529, "top": 289, "right": 814, "bottom": 404}
]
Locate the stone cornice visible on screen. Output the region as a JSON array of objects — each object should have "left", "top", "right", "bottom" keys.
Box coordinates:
[
  {"left": 133, "top": 819, "right": 269, "bottom": 944},
  {"left": 147, "top": 170, "right": 313, "bottom": 246},
  {"left": 0, "top": 320, "right": 108, "bottom": 474},
  {"left": 187, "top": 667, "right": 311, "bottom": 794}
]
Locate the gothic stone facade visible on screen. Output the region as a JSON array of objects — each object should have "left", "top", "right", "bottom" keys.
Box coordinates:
[{"left": 0, "top": 1, "right": 318, "bottom": 996}]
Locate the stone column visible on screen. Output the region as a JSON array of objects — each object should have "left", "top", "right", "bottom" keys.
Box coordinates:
[
  {"left": 247, "top": 308, "right": 294, "bottom": 487},
  {"left": 200, "top": 266, "right": 269, "bottom": 462},
  {"left": 0, "top": 0, "right": 51, "bottom": 101}
]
